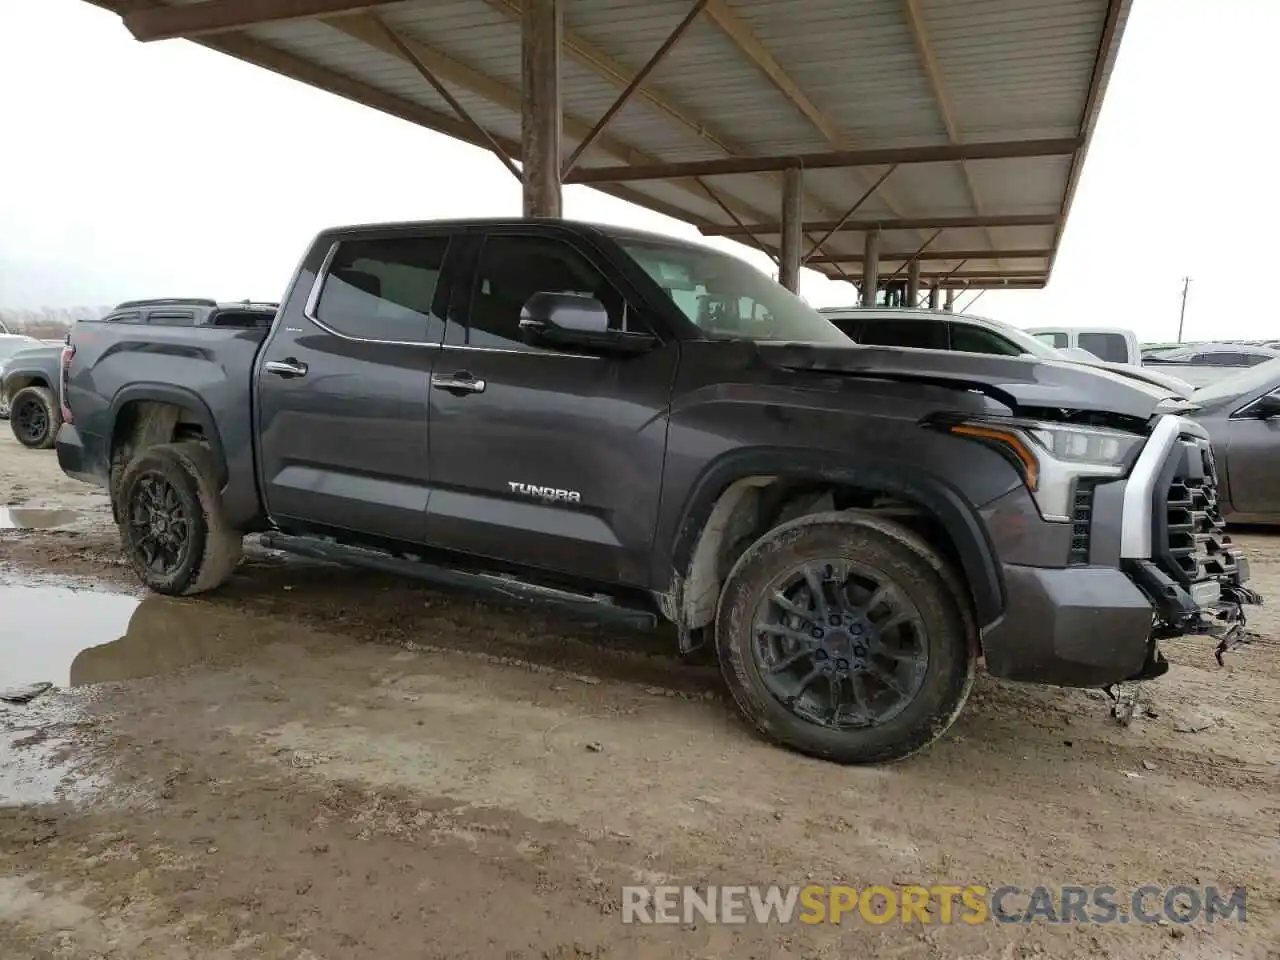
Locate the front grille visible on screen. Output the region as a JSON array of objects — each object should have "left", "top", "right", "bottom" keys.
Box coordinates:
[
  {"left": 1068, "top": 482, "right": 1094, "bottom": 565},
  {"left": 1157, "top": 434, "right": 1238, "bottom": 584}
]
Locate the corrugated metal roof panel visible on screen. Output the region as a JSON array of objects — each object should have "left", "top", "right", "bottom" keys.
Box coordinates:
[{"left": 83, "top": 0, "right": 1133, "bottom": 285}]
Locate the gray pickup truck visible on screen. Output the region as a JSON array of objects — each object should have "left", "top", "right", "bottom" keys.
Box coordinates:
[
  {"left": 56, "top": 219, "right": 1260, "bottom": 764},
  {"left": 3, "top": 300, "right": 276, "bottom": 448},
  {"left": 3, "top": 342, "right": 63, "bottom": 448}
]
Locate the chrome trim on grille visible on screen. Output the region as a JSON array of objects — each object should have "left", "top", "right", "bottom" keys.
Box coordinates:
[{"left": 1120, "top": 414, "right": 1181, "bottom": 558}]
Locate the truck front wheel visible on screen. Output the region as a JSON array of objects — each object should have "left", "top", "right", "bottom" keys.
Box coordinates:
[
  {"left": 715, "top": 511, "right": 976, "bottom": 764},
  {"left": 115, "top": 441, "right": 242, "bottom": 596}
]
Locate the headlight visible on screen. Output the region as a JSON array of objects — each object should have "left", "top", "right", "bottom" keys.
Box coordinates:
[{"left": 938, "top": 415, "right": 1146, "bottom": 521}]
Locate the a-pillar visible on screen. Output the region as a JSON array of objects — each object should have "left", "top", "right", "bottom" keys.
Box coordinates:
[
  {"left": 778, "top": 166, "right": 803, "bottom": 292},
  {"left": 862, "top": 227, "right": 881, "bottom": 306},
  {"left": 944, "top": 287, "right": 956, "bottom": 312},
  {"left": 928, "top": 284, "right": 941, "bottom": 309},
  {"left": 522, "top": 0, "right": 562, "bottom": 218},
  {"left": 906, "top": 258, "right": 921, "bottom": 306}
]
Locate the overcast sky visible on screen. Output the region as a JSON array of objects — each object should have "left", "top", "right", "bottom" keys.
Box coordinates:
[{"left": 1, "top": 0, "right": 1275, "bottom": 343}]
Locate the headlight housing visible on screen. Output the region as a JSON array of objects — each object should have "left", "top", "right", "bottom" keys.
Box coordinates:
[{"left": 937, "top": 415, "right": 1146, "bottom": 521}]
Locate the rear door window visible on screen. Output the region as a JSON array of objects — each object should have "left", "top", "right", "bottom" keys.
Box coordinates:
[
  {"left": 857, "top": 318, "right": 947, "bottom": 350},
  {"left": 314, "top": 235, "right": 451, "bottom": 343},
  {"left": 1077, "top": 332, "right": 1130, "bottom": 363},
  {"left": 824, "top": 316, "right": 863, "bottom": 341},
  {"left": 950, "top": 323, "right": 1025, "bottom": 356}
]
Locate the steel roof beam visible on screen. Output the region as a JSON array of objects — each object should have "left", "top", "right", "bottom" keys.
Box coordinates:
[
  {"left": 567, "top": 138, "right": 1080, "bottom": 184},
  {"left": 488, "top": 0, "right": 867, "bottom": 270},
  {"left": 368, "top": 18, "right": 523, "bottom": 183},
  {"left": 561, "top": 0, "right": 709, "bottom": 178},
  {"left": 486, "top": 0, "right": 861, "bottom": 273},
  {"left": 806, "top": 248, "right": 1051, "bottom": 265},
  {"left": 125, "top": 0, "right": 402, "bottom": 42},
  {"left": 900, "top": 0, "right": 1000, "bottom": 266},
  {"left": 883, "top": 229, "right": 944, "bottom": 283},
  {"left": 328, "top": 14, "right": 774, "bottom": 224},
  {"left": 840, "top": 269, "right": 1045, "bottom": 281},
  {"left": 800, "top": 166, "right": 897, "bottom": 266},
  {"left": 192, "top": 31, "right": 702, "bottom": 228},
  {"left": 701, "top": 0, "right": 931, "bottom": 248},
  {"left": 702, "top": 0, "right": 923, "bottom": 240},
  {"left": 702, "top": 213, "right": 1059, "bottom": 236}
]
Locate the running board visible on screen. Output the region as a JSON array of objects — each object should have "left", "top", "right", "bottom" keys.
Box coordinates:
[{"left": 259, "top": 532, "right": 658, "bottom": 631}]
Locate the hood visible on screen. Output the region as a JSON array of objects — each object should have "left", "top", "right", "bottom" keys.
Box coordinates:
[
  {"left": 756, "top": 342, "right": 1173, "bottom": 421},
  {"left": 1093, "top": 361, "right": 1194, "bottom": 398}
]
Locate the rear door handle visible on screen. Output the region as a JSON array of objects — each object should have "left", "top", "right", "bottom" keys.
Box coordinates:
[
  {"left": 431, "top": 372, "right": 486, "bottom": 395},
  {"left": 264, "top": 358, "right": 308, "bottom": 378}
]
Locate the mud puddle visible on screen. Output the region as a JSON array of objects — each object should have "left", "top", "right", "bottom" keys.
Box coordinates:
[
  {"left": 0, "top": 584, "right": 139, "bottom": 690},
  {"left": 0, "top": 582, "right": 275, "bottom": 691},
  {"left": 0, "top": 506, "right": 83, "bottom": 530}
]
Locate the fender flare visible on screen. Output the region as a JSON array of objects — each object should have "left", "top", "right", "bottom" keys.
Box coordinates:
[
  {"left": 667, "top": 447, "right": 1005, "bottom": 626},
  {"left": 108, "top": 383, "right": 228, "bottom": 487}
]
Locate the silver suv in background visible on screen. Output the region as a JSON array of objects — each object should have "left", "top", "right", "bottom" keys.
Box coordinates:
[{"left": 818, "top": 308, "right": 1195, "bottom": 398}]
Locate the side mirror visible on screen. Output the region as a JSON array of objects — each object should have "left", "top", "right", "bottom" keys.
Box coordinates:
[
  {"left": 1250, "top": 393, "right": 1280, "bottom": 419},
  {"left": 519, "top": 292, "right": 656, "bottom": 355}
]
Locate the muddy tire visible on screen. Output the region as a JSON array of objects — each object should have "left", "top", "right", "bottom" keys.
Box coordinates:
[
  {"left": 116, "top": 441, "right": 242, "bottom": 596},
  {"left": 715, "top": 511, "right": 976, "bottom": 765},
  {"left": 9, "top": 386, "right": 60, "bottom": 449}
]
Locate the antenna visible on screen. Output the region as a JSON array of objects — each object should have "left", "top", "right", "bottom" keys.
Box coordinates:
[{"left": 1176, "top": 277, "right": 1191, "bottom": 342}]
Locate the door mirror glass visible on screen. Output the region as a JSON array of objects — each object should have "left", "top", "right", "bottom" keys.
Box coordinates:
[{"left": 519, "top": 292, "right": 655, "bottom": 354}]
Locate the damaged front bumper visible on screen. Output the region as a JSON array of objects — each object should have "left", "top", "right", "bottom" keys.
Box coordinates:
[
  {"left": 1128, "top": 556, "right": 1263, "bottom": 671},
  {"left": 1120, "top": 414, "right": 1263, "bottom": 672},
  {"left": 980, "top": 413, "right": 1262, "bottom": 687}
]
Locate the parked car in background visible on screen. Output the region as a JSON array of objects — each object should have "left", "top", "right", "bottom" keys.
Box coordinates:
[
  {"left": 1, "top": 301, "right": 277, "bottom": 448},
  {"left": 99, "top": 298, "right": 279, "bottom": 329},
  {"left": 1025, "top": 326, "right": 1142, "bottom": 365},
  {"left": 1, "top": 343, "right": 64, "bottom": 448},
  {"left": 56, "top": 218, "right": 1259, "bottom": 764},
  {"left": 0, "top": 333, "right": 43, "bottom": 419},
  {"left": 1187, "top": 358, "right": 1280, "bottom": 523},
  {"left": 818, "top": 308, "right": 1195, "bottom": 398},
  {"left": 1143, "top": 342, "right": 1280, "bottom": 388}
]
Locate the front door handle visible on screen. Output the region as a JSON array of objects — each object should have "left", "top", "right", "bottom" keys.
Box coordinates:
[
  {"left": 431, "top": 372, "right": 486, "bottom": 395},
  {"left": 264, "top": 358, "right": 308, "bottom": 379}
]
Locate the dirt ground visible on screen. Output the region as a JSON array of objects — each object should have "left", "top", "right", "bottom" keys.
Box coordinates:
[{"left": 1, "top": 429, "right": 1277, "bottom": 959}]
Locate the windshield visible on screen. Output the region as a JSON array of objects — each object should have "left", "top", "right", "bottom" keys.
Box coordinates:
[
  {"left": 617, "top": 239, "right": 851, "bottom": 345},
  {"left": 1190, "top": 357, "right": 1280, "bottom": 404}
]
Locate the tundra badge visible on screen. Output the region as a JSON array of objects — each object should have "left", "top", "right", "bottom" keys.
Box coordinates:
[{"left": 509, "top": 482, "right": 582, "bottom": 504}]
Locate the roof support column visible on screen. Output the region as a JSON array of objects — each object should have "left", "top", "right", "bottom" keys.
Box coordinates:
[
  {"left": 906, "top": 259, "right": 922, "bottom": 306},
  {"left": 944, "top": 288, "right": 956, "bottom": 312},
  {"left": 522, "top": 0, "right": 563, "bottom": 218},
  {"left": 862, "top": 227, "right": 881, "bottom": 306},
  {"left": 928, "top": 284, "right": 940, "bottom": 309},
  {"left": 778, "top": 166, "right": 804, "bottom": 292}
]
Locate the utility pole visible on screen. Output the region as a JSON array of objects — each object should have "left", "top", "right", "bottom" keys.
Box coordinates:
[{"left": 1176, "top": 276, "right": 1191, "bottom": 342}]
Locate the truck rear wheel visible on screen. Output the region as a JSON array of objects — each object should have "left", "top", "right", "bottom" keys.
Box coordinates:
[
  {"left": 714, "top": 511, "right": 976, "bottom": 764},
  {"left": 10, "top": 386, "right": 60, "bottom": 449},
  {"left": 115, "top": 441, "right": 242, "bottom": 596}
]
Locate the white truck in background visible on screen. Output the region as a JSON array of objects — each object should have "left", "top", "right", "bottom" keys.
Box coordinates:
[{"left": 1026, "top": 326, "right": 1142, "bottom": 366}]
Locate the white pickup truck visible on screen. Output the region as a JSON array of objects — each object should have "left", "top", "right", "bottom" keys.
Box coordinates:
[{"left": 1026, "top": 326, "right": 1142, "bottom": 366}]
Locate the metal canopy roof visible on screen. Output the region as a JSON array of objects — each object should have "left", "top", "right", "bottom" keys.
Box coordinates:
[{"left": 83, "top": 0, "right": 1132, "bottom": 290}]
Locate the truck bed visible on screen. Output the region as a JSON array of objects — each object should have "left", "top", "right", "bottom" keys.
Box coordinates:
[{"left": 60, "top": 323, "right": 269, "bottom": 528}]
